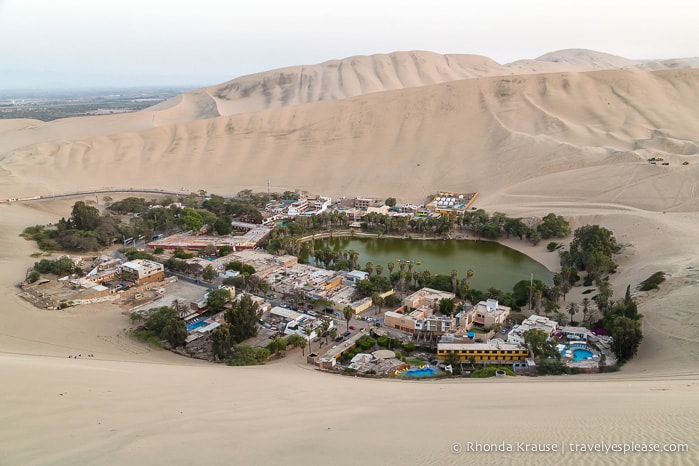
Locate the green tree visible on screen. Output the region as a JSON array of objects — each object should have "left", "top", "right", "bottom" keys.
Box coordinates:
[
  {"left": 315, "top": 318, "right": 330, "bottom": 345},
  {"left": 202, "top": 264, "right": 217, "bottom": 282},
  {"left": 523, "top": 329, "right": 559, "bottom": 360},
  {"left": 185, "top": 208, "right": 203, "bottom": 232},
  {"left": 343, "top": 305, "right": 354, "bottom": 333},
  {"left": 385, "top": 197, "right": 397, "bottom": 207},
  {"left": 439, "top": 298, "right": 456, "bottom": 316},
  {"left": 371, "top": 292, "right": 385, "bottom": 315},
  {"left": 328, "top": 328, "right": 338, "bottom": 342},
  {"left": 68, "top": 201, "right": 100, "bottom": 231},
  {"left": 567, "top": 302, "right": 579, "bottom": 324},
  {"left": 227, "top": 345, "right": 270, "bottom": 366},
  {"left": 224, "top": 294, "right": 260, "bottom": 343},
  {"left": 537, "top": 213, "right": 571, "bottom": 239},
  {"left": 161, "top": 318, "right": 187, "bottom": 347},
  {"left": 568, "top": 224, "right": 620, "bottom": 280},
  {"left": 286, "top": 334, "right": 307, "bottom": 356},
  {"left": 268, "top": 336, "right": 288, "bottom": 358},
  {"left": 608, "top": 315, "right": 643, "bottom": 362},
  {"left": 303, "top": 325, "right": 314, "bottom": 354},
  {"left": 207, "top": 288, "right": 231, "bottom": 312},
  {"left": 214, "top": 216, "right": 233, "bottom": 235},
  {"left": 211, "top": 324, "right": 232, "bottom": 360},
  {"left": 144, "top": 306, "right": 187, "bottom": 348}
]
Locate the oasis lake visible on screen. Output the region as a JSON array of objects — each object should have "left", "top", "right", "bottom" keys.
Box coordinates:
[{"left": 311, "top": 237, "right": 553, "bottom": 292}]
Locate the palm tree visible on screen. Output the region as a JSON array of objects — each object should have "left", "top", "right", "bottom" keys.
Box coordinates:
[
  {"left": 328, "top": 328, "right": 338, "bottom": 342},
  {"left": 365, "top": 262, "right": 375, "bottom": 277},
  {"left": 348, "top": 250, "right": 359, "bottom": 270},
  {"left": 465, "top": 269, "right": 475, "bottom": 288},
  {"left": 554, "top": 310, "right": 568, "bottom": 326},
  {"left": 319, "top": 318, "right": 331, "bottom": 345},
  {"left": 567, "top": 302, "right": 579, "bottom": 325},
  {"left": 595, "top": 280, "right": 613, "bottom": 315},
  {"left": 372, "top": 292, "right": 384, "bottom": 315},
  {"left": 303, "top": 325, "right": 314, "bottom": 354},
  {"left": 450, "top": 270, "right": 459, "bottom": 295},
  {"left": 387, "top": 262, "right": 395, "bottom": 275},
  {"left": 534, "top": 290, "right": 542, "bottom": 315},
  {"left": 399, "top": 271, "right": 407, "bottom": 292},
  {"left": 343, "top": 305, "right": 354, "bottom": 332},
  {"left": 581, "top": 298, "right": 591, "bottom": 326},
  {"left": 375, "top": 264, "right": 384, "bottom": 276},
  {"left": 561, "top": 266, "right": 573, "bottom": 301}
]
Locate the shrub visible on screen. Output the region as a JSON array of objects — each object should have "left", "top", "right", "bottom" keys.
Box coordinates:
[
  {"left": 227, "top": 345, "right": 270, "bottom": 366},
  {"left": 536, "top": 359, "right": 568, "bottom": 375},
  {"left": 546, "top": 241, "right": 560, "bottom": 252},
  {"left": 401, "top": 342, "right": 415, "bottom": 352},
  {"left": 26, "top": 271, "right": 41, "bottom": 283},
  {"left": 173, "top": 247, "right": 194, "bottom": 259},
  {"left": 356, "top": 335, "right": 377, "bottom": 351},
  {"left": 639, "top": 271, "right": 665, "bottom": 291},
  {"left": 470, "top": 366, "right": 516, "bottom": 378},
  {"left": 129, "top": 329, "right": 164, "bottom": 348}
]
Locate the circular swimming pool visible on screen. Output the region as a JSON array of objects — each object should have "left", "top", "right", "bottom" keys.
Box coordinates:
[{"left": 572, "top": 348, "right": 594, "bottom": 362}]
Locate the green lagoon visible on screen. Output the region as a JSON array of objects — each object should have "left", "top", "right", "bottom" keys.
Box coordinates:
[{"left": 313, "top": 237, "right": 552, "bottom": 291}]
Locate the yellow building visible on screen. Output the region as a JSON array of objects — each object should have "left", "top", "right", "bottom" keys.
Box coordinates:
[{"left": 437, "top": 341, "right": 529, "bottom": 364}]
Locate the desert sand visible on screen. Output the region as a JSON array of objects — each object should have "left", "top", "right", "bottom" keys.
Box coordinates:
[{"left": 1, "top": 50, "right": 698, "bottom": 465}]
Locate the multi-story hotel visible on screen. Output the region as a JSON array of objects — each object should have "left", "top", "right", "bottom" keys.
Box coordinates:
[
  {"left": 437, "top": 340, "right": 529, "bottom": 364},
  {"left": 119, "top": 259, "right": 165, "bottom": 285}
]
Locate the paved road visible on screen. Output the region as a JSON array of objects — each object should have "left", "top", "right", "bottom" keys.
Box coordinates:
[{"left": 2, "top": 188, "right": 198, "bottom": 204}]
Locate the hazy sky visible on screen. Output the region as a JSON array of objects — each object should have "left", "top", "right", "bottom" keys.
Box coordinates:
[{"left": 1, "top": 0, "right": 698, "bottom": 89}]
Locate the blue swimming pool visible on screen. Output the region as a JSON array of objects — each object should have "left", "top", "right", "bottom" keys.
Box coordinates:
[
  {"left": 187, "top": 320, "right": 207, "bottom": 332},
  {"left": 403, "top": 367, "right": 439, "bottom": 378},
  {"left": 572, "top": 349, "right": 594, "bottom": 362}
]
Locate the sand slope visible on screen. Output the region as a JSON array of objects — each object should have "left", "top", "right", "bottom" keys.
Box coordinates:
[
  {"left": 2, "top": 67, "right": 698, "bottom": 207},
  {"left": 1, "top": 50, "right": 699, "bottom": 464}
]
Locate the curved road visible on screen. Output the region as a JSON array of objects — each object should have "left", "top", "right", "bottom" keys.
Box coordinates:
[{"left": 1, "top": 188, "right": 200, "bottom": 204}]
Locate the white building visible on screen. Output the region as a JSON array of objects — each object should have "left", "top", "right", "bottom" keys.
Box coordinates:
[
  {"left": 560, "top": 326, "right": 589, "bottom": 341},
  {"left": 507, "top": 315, "right": 559, "bottom": 346},
  {"left": 346, "top": 270, "right": 369, "bottom": 284}
]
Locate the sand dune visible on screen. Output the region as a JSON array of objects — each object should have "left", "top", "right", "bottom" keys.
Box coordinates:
[
  {"left": 2, "top": 67, "right": 698, "bottom": 207},
  {"left": 1, "top": 50, "right": 699, "bottom": 464}
]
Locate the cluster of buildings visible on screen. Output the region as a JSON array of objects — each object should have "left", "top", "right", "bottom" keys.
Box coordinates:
[
  {"left": 425, "top": 191, "right": 478, "bottom": 215},
  {"left": 434, "top": 313, "right": 614, "bottom": 370},
  {"left": 264, "top": 195, "right": 332, "bottom": 217},
  {"left": 147, "top": 221, "right": 273, "bottom": 253},
  {"left": 261, "top": 191, "right": 480, "bottom": 226},
  {"left": 384, "top": 291, "right": 510, "bottom": 341},
  {"left": 21, "top": 255, "right": 166, "bottom": 309}
]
